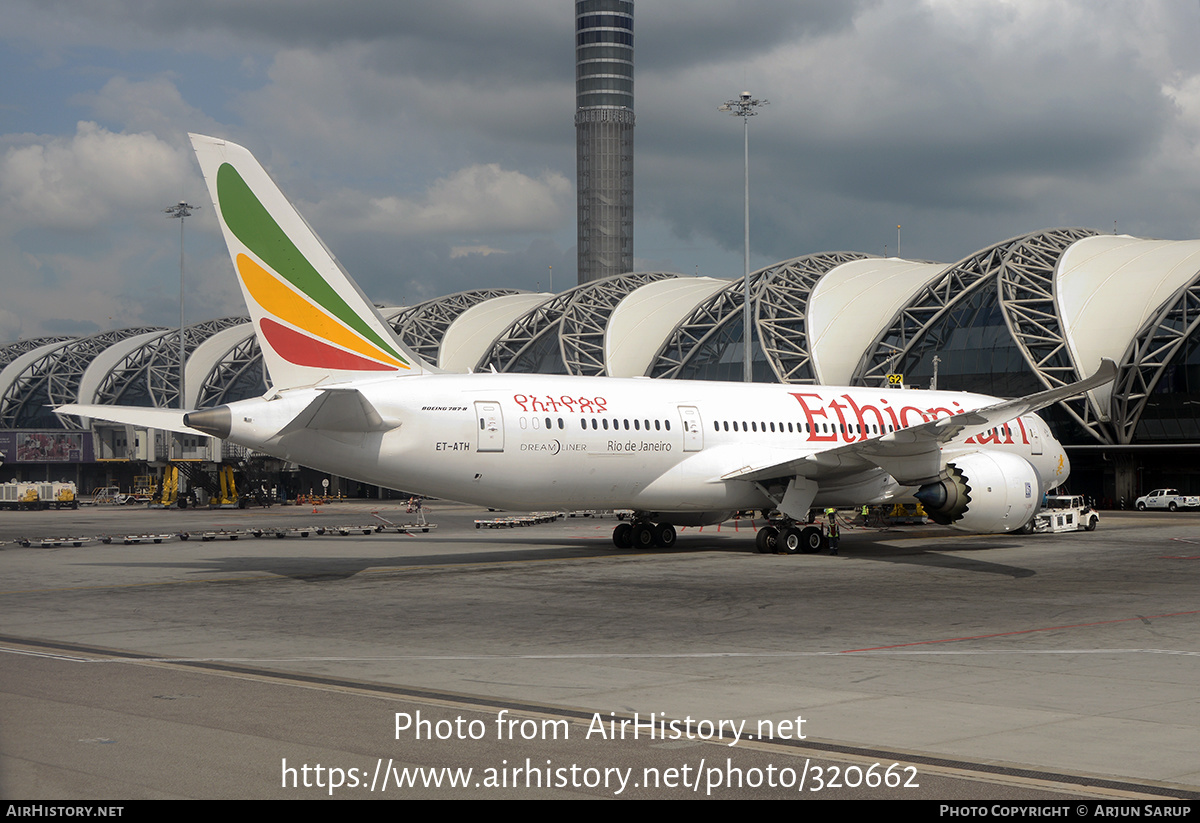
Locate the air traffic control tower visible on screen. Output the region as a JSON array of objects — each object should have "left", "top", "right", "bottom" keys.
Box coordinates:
[{"left": 575, "top": 0, "right": 634, "bottom": 284}]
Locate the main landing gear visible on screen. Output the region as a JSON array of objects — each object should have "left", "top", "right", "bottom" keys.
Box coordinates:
[
  {"left": 612, "top": 519, "right": 677, "bottom": 549},
  {"left": 755, "top": 521, "right": 825, "bottom": 555}
]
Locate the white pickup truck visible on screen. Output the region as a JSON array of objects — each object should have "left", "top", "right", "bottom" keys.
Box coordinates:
[{"left": 1135, "top": 489, "right": 1200, "bottom": 511}]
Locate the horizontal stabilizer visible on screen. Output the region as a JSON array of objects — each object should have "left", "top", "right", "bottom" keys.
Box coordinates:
[
  {"left": 274, "top": 389, "right": 397, "bottom": 437},
  {"left": 54, "top": 404, "right": 205, "bottom": 436}
]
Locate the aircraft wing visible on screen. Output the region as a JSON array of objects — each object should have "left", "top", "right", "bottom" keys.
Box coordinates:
[
  {"left": 724, "top": 358, "right": 1117, "bottom": 487},
  {"left": 54, "top": 404, "right": 204, "bottom": 436}
]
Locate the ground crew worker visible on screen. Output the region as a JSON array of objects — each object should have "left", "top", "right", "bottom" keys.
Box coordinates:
[{"left": 825, "top": 507, "right": 840, "bottom": 555}]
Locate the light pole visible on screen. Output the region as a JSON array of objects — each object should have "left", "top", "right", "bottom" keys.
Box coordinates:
[
  {"left": 165, "top": 202, "right": 199, "bottom": 410},
  {"left": 720, "top": 91, "right": 767, "bottom": 382}
]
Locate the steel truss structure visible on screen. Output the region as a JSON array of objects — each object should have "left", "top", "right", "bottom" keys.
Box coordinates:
[
  {"left": 854, "top": 228, "right": 1114, "bottom": 442},
  {"left": 1112, "top": 273, "right": 1200, "bottom": 444},
  {"left": 857, "top": 237, "right": 1017, "bottom": 385},
  {"left": 0, "top": 337, "right": 72, "bottom": 371},
  {"left": 479, "top": 272, "right": 673, "bottom": 375},
  {"left": 995, "top": 228, "right": 1107, "bottom": 441},
  {"left": 386, "top": 289, "right": 521, "bottom": 366},
  {"left": 561, "top": 273, "right": 672, "bottom": 375},
  {"left": 647, "top": 271, "right": 769, "bottom": 380},
  {"left": 646, "top": 253, "right": 865, "bottom": 382},
  {"left": 195, "top": 330, "right": 265, "bottom": 409},
  {"left": 755, "top": 251, "right": 873, "bottom": 383},
  {"left": 7, "top": 225, "right": 1200, "bottom": 472},
  {"left": 93, "top": 318, "right": 245, "bottom": 410},
  {"left": 0, "top": 328, "right": 164, "bottom": 430}
]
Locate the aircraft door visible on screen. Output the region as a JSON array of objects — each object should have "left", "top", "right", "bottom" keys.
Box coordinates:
[
  {"left": 1028, "top": 418, "right": 1042, "bottom": 455},
  {"left": 678, "top": 405, "right": 703, "bottom": 452},
  {"left": 475, "top": 401, "right": 504, "bottom": 452}
]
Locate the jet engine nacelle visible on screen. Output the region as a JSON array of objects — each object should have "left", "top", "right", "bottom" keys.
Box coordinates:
[{"left": 915, "top": 451, "right": 1040, "bottom": 534}]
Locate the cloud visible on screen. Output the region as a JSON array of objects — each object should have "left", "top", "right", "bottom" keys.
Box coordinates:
[
  {"left": 308, "top": 163, "right": 572, "bottom": 237},
  {"left": 637, "top": 0, "right": 867, "bottom": 73},
  {"left": 451, "top": 245, "right": 507, "bottom": 258},
  {"left": 222, "top": 44, "right": 572, "bottom": 185},
  {"left": 7, "top": 0, "right": 1200, "bottom": 336},
  {"left": 635, "top": 0, "right": 1197, "bottom": 262},
  {"left": 0, "top": 308, "right": 21, "bottom": 341},
  {"left": 73, "top": 76, "right": 220, "bottom": 141},
  {"left": 0, "top": 121, "right": 192, "bottom": 232}
]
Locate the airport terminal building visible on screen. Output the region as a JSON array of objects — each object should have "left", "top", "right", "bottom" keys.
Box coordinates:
[{"left": 2, "top": 228, "right": 1198, "bottom": 505}]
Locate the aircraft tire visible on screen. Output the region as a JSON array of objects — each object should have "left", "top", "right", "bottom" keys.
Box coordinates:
[
  {"left": 800, "top": 526, "right": 825, "bottom": 554},
  {"left": 756, "top": 526, "right": 779, "bottom": 554},
  {"left": 613, "top": 522, "right": 633, "bottom": 549},
  {"left": 782, "top": 527, "right": 803, "bottom": 554},
  {"left": 632, "top": 523, "right": 656, "bottom": 549},
  {"left": 655, "top": 523, "right": 677, "bottom": 548}
]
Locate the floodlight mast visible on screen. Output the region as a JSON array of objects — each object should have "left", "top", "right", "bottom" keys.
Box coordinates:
[
  {"left": 165, "top": 201, "right": 199, "bottom": 410},
  {"left": 719, "top": 91, "right": 768, "bottom": 382}
]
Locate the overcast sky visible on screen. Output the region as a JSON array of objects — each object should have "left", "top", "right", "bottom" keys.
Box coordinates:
[{"left": 4, "top": 0, "right": 1200, "bottom": 340}]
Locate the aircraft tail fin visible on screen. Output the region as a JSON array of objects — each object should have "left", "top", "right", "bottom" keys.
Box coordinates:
[{"left": 189, "top": 134, "right": 436, "bottom": 390}]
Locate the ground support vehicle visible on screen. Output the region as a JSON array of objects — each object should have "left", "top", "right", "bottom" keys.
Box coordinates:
[
  {"left": 0, "top": 481, "right": 78, "bottom": 510},
  {"left": 1024, "top": 495, "right": 1099, "bottom": 533},
  {"left": 1135, "top": 489, "right": 1200, "bottom": 511}
]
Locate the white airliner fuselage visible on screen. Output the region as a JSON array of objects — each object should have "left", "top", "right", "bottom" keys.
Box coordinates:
[
  {"left": 193, "top": 372, "right": 1066, "bottom": 522},
  {"left": 60, "top": 134, "right": 1112, "bottom": 553}
]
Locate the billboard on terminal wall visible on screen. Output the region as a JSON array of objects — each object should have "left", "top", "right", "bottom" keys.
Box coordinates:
[{"left": 0, "top": 431, "right": 93, "bottom": 463}]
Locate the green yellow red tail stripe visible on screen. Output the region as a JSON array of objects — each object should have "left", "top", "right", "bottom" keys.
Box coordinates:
[
  {"left": 216, "top": 161, "right": 410, "bottom": 372},
  {"left": 236, "top": 254, "right": 406, "bottom": 370}
]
